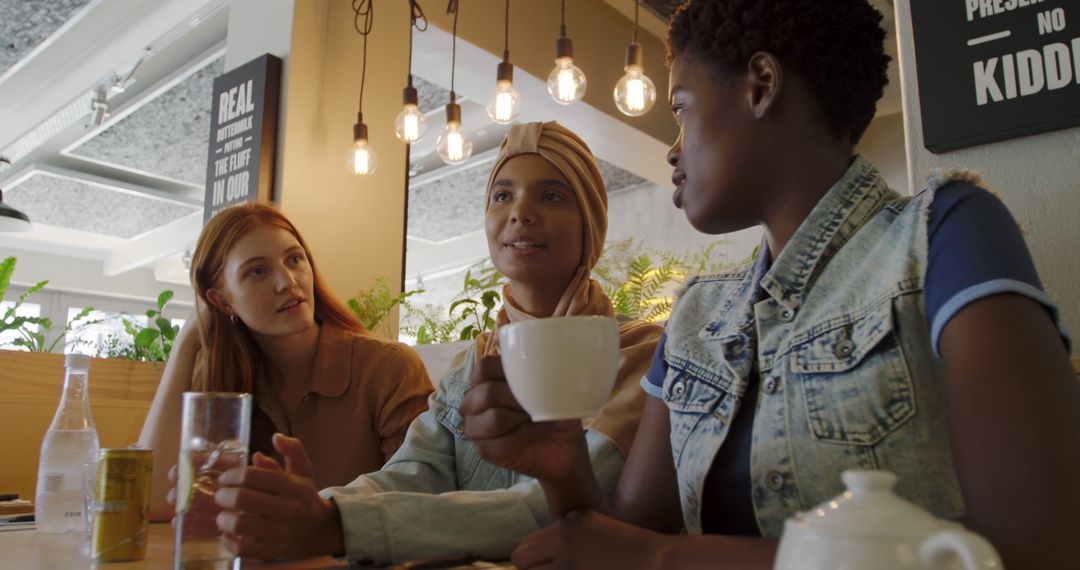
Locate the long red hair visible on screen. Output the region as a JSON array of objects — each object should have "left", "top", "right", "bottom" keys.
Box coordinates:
[{"left": 189, "top": 202, "right": 366, "bottom": 393}]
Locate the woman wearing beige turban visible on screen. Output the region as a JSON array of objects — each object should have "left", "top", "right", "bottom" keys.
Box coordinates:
[{"left": 211, "top": 121, "right": 662, "bottom": 563}]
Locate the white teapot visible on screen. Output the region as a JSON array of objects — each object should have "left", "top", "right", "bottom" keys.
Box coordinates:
[{"left": 774, "top": 470, "right": 1003, "bottom": 570}]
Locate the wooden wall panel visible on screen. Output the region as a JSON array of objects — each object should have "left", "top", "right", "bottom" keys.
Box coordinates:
[{"left": 0, "top": 351, "right": 161, "bottom": 500}]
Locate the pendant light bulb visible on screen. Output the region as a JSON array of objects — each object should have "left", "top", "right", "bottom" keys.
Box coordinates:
[
  {"left": 395, "top": 104, "right": 426, "bottom": 143},
  {"left": 614, "top": 44, "right": 655, "bottom": 116},
  {"left": 486, "top": 60, "right": 520, "bottom": 124},
  {"left": 395, "top": 80, "right": 428, "bottom": 143},
  {"left": 436, "top": 100, "right": 473, "bottom": 165},
  {"left": 547, "top": 38, "right": 586, "bottom": 105},
  {"left": 348, "top": 116, "right": 377, "bottom": 176}
]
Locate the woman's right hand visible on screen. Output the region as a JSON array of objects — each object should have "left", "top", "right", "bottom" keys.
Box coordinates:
[{"left": 459, "top": 355, "right": 588, "bottom": 482}]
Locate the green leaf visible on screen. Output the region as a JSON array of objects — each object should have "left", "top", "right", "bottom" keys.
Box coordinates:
[
  {"left": 146, "top": 309, "right": 157, "bottom": 319},
  {"left": 448, "top": 299, "right": 477, "bottom": 316},
  {"left": 459, "top": 325, "right": 475, "bottom": 341},
  {"left": 26, "top": 331, "right": 47, "bottom": 352},
  {"left": 481, "top": 290, "right": 499, "bottom": 310},
  {"left": 68, "top": 306, "right": 95, "bottom": 327},
  {"left": 123, "top": 319, "right": 140, "bottom": 337},
  {"left": 0, "top": 257, "right": 14, "bottom": 298},
  {"left": 155, "top": 317, "right": 171, "bottom": 332},
  {"left": 134, "top": 328, "right": 160, "bottom": 347},
  {"left": 17, "top": 280, "right": 48, "bottom": 305},
  {"left": 163, "top": 324, "right": 178, "bottom": 341},
  {"left": 156, "top": 290, "right": 174, "bottom": 311}
]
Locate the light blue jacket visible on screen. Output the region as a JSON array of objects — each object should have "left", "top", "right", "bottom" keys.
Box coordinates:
[
  {"left": 658, "top": 157, "right": 966, "bottom": 537},
  {"left": 322, "top": 343, "right": 627, "bottom": 565}
]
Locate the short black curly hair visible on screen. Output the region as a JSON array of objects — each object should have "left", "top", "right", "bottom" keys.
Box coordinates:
[{"left": 666, "top": 0, "right": 890, "bottom": 144}]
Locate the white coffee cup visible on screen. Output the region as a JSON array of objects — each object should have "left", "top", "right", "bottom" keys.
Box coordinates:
[{"left": 497, "top": 316, "right": 620, "bottom": 421}]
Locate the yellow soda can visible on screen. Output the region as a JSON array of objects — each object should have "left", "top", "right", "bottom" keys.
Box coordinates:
[{"left": 90, "top": 448, "right": 153, "bottom": 562}]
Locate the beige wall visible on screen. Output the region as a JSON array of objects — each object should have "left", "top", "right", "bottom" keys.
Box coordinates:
[
  {"left": 227, "top": 1, "right": 413, "bottom": 337},
  {"left": 895, "top": 0, "right": 1080, "bottom": 356},
  {"left": 857, "top": 112, "right": 908, "bottom": 194}
]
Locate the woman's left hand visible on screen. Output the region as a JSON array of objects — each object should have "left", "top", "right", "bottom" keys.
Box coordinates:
[
  {"left": 512, "top": 511, "right": 665, "bottom": 570},
  {"left": 213, "top": 434, "right": 344, "bottom": 560}
]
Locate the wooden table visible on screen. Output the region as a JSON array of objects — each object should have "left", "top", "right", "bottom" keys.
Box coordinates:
[
  {"left": 0, "top": 523, "right": 344, "bottom": 569},
  {"left": 0, "top": 523, "right": 515, "bottom": 569}
]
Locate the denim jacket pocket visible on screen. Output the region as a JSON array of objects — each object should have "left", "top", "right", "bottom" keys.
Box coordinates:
[
  {"left": 663, "top": 369, "right": 733, "bottom": 462},
  {"left": 790, "top": 299, "right": 916, "bottom": 446}
]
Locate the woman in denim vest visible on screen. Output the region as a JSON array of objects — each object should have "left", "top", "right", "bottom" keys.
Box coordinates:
[{"left": 460, "top": 1, "right": 1080, "bottom": 568}]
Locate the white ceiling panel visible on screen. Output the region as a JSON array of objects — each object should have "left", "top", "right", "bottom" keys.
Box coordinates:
[{"left": 5, "top": 170, "right": 197, "bottom": 239}]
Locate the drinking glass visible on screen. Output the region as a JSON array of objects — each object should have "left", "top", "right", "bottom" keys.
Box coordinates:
[{"left": 174, "top": 392, "right": 251, "bottom": 570}]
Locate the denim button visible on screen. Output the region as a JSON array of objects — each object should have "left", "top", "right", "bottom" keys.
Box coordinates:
[
  {"left": 763, "top": 376, "right": 779, "bottom": 395},
  {"left": 766, "top": 471, "right": 785, "bottom": 491},
  {"left": 672, "top": 381, "right": 686, "bottom": 397},
  {"left": 780, "top": 308, "right": 795, "bottom": 322},
  {"left": 834, "top": 339, "right": 856, "bottom": 358}
]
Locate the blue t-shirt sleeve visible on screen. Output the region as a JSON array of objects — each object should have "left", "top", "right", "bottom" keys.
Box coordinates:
[
  {"left": 925, "top": 182, "right": 1071, "bottom": 354},
  {"left": 640, "top": 331, "right": 668, "bottom": 399}
]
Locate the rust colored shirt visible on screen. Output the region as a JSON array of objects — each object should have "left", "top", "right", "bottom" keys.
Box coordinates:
[{"left": 250, "top": 323, "right": 433, "bottom": 489}]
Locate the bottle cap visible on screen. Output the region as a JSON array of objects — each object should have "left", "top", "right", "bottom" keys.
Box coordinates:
[{"left": 65, "top": 353, "right": 91, "bottom": 370}]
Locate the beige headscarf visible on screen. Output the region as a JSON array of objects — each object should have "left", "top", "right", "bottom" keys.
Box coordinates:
[{"left": 473, "top": 121, "right": 662, "bottom": 455}]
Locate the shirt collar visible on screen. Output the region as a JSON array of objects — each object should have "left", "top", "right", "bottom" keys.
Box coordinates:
[
  {"left": 700, "top": 243, "right": 771, "bottom": 341},
  {"left": 759, "top": 155, "right": 895, "bottom": 311},
  {"left": 252, "top": 322, "right": 354, "bottom": 402}
]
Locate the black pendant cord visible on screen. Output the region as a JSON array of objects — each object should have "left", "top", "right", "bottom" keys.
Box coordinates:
[
  {"left": 352, "top": 0, "right": 374, "bottom": 116},
  {"left": 407, "top": 0, "right": 428, "bottom": 81},
  {"left": 447, "top": 0, "right": 460, "bottom": 100},
  {"left": 633, "top": 0, "right": 639, "bottom": 44},
  {"left": 503, "top": 0, "right": 510, "bottom": 60},
  {"left": 560, "top": 0, "right": 567, "bottom": 38}
]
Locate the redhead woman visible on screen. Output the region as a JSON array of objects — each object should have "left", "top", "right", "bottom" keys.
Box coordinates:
[
  {"left": 207, "top": 122, "right": 663, "bottom": 563},
  {"left": 138, "top": 203, "right": 433, "bottom": 521}
]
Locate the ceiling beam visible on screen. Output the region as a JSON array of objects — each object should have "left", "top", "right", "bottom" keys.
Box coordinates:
[
  {"left": 0, "top": 0, "right": 226, "bottom": 151},
  {"left": 102, "top": 211, "right": 201, "bottom": 277}
]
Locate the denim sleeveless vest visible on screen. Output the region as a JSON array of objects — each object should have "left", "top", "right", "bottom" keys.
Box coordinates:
[{"left": 661, "top": 156, "right": 965, "bottom": 537}]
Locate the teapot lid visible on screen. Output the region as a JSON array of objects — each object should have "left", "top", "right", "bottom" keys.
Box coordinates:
[{"left": 790, "top": 470, "right": 950, "bottom": 538}]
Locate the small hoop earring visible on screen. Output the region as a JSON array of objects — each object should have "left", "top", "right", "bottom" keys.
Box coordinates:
[{"left": 230, "top": 314, "right": 240, "bottom": 325}]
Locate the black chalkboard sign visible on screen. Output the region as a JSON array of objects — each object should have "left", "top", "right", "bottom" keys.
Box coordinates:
[
  {"left": 203, "top": 54, "right": 282, "bottom": 223},
  {"left": 910, "top": 0, "right": 1080, "bottom": 153}
]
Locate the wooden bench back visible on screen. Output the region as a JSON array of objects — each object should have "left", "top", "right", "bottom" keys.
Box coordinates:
[{"left": 0, "top": 351, "right": 161, "bottom": 500}]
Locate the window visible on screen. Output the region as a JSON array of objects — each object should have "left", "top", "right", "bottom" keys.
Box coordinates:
[
  {"left": 66, "top": 309, "right": 187, "bottom": 356},
  {"left": 67, "top": 308, "right": 147, "bottom": 356},
  {"left": 2, "top": 286, "right": 192, "bottom": 354}
]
